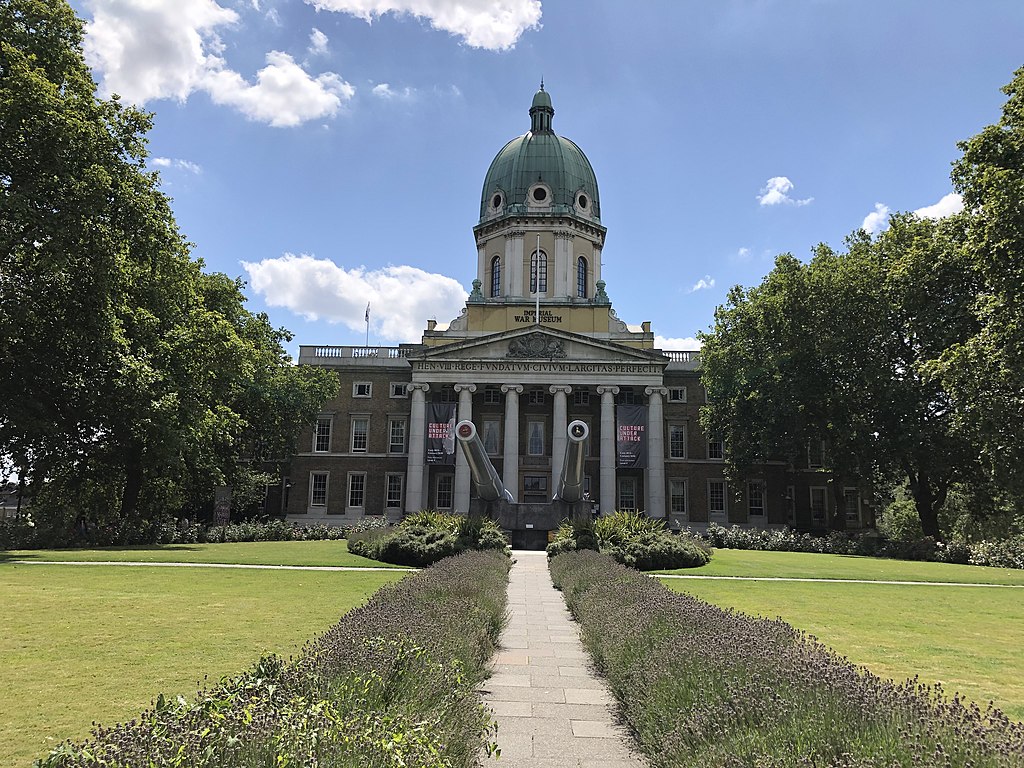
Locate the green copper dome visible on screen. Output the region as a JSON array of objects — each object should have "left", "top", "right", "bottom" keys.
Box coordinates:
[{"left": 479, "top": 85, "right": 601, "bottom": 223}]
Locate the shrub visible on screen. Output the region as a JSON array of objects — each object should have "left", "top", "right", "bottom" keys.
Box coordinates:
[
  {"left": 549, "top": 550, "right": 1024, "bottom": 768},
  {"left": 347, "top": 512, "right": 510, "bottom": 567},
  {"left": 547, "top": 511, "right": 711, "bottom": 570},
  {"left": 38, "top": 551, "right": 510, "bottom": 768}
]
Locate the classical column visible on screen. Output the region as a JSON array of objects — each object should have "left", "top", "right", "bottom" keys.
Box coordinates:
[
  {"left": 454, "top": 383, "right": 476, "bottom": 513},
  {"left": 501, "top": 384, "right": 523, "bottom": 502},
  {"left": 597, "top": 385, "right": 619, "bottom": 514},
  {"left": 505, "top": 231, "right": 525, "bottom": 298},
  {"left": 554, "top": 231, "right": 573, "bottom": 297},
  {"left": 645, "top": 386, "right": 668, "bottom": 518},
  {"left": 549, "top": 385, "right": 572, "bottom": 493},
  {"left": 405, "top": 383, "right": 430, "bottom": 514}
]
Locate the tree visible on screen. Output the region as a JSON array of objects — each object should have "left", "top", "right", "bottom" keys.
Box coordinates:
[{"left": 0, "top": 0, "right": 337, "bottom": 538}]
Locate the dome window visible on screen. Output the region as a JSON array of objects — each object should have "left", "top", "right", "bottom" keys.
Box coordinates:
[
  {"left": 527, "top": 183, "right": 551, "bottom": 208},
  {"left": 577, "top": 194, "right": 588, "bottom": 209},
  {"left": 491, "top": 192, "right": 504, "bottom": 210},
  {"left": 533, "top": 187, "right": 547, "bottom": 202}
]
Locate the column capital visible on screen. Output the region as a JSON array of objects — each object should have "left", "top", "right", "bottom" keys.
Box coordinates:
[
  {"left": 644, "top": 386, "right": 669, "bottom": 398},
  {"left": 596, "top": 385, "right": 620, "bottom": 396},
  {"left": 549, "top": 384, "right": 573, "bottom": 396},
  {"left": 501, "top": 383, "right": 524, "bottom": 394},
  {"left": 506, "top": 230, "right": 526, "bottom": 240},
  {"left": 453, "top": 383, "right": 477, "bottom": 394},
  {"left": 408, "top": 382, "right": 431, "bottom": 393}
]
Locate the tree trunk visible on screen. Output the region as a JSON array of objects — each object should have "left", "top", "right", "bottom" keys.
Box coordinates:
[
  {"left": 907, "top": 469, "right": 942, "bottom": 539},
  {"left": 119, "top": 447, "right": 144, "bottom": 529}
]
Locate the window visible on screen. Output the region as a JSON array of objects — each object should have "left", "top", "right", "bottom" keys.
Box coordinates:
[
  {"left": 573, "top": 389, "right": 590, "bottom": 406},
  {"left": 748, "top": 481, "right": 765, "bottom": 516},
  {"left": 844, "top": 488, "right": 861, "bottom": 526},
  {"left": 482, "top": 419, "right": 500, "bottom": 455},
  {"left": 353, "top": 382, "right": 372, "bottom": 398},
  {"left": 577, "top": 256, "right": 587, "bottom": 298},
  {"left": 490, "top": 255, "right": 501, "bottom": 297},
  {"left": 808, "top": 440, "right": 826, "bottom": 469},
  {"left": 390, "top": 382, "right": 408, "bottom": 398},
  {"left": 348, "top": 473, "right": 365, "bottom": 508},
  {"left": 524, "top": 475, "right": 547, "bottom": 494},
  {"left": 528, "top": 387, "right": 546, "bottom": 405},
  {"left": 617, "top": 388, "right": 637, "bottom": 405},
  {"left": 310, "top": 472, "right": 328, "bottom": 507},
  {"left": 786, "top": 485, "right": 796, "bottom": 524},
  {"left": 483, "top": 386, "right": 502, "bottom": 405},
  {"left": 709, "top": 480, "right": 727, "bottom": 519},
  {"left": 385, "top": 474, "right": 404, "bottom": 509},
  {"left": 440, "top": 386, "right": 457, "bottom": 403},
  {"left": 707, "top": 438, "right": 724, "bottom": 460},
  {"left": 670, "top": 479, "right": 687, "bottom": 516},
  {"left": 668, "top": 387, "right": 687, "bottom": 403},
  {"left": 351, "top": 417, "right": 369, "bottom": 453},
  {"left": 668, "top": 424, "right": 686, "bottom": 459},
  {"left": 436, "top": 475, "right": 454, "bottom": 509},
  {"left": 618, "top": 477, "right": 637, "bottom": 512},
  {"left": 810, "top": 487, "right": 827, "bottom": 524},
  {"left": 527, "top": 420, "right": 545, "bottom": 456},
  {"left": 530, "top": 250, "right": 547, "bottom": 293},
  {"left": 313, "top": 417, "right": 332, "bottom": 452},
  {"left": 388, "top": 418, "right": 406, "bottom": 454}
]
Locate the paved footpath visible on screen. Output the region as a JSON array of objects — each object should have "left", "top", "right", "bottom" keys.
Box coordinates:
[{"left": 479, "top": 550, "right": 646, "bottom": 768}]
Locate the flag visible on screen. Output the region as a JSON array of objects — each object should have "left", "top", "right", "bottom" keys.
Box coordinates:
[{"left": 365, "top": 302, "right": 370, "bottom": 323}]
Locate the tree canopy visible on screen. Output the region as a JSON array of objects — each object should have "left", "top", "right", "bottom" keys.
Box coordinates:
[{"left": 0, "top": 0, "right": 337, "bottom": 538}]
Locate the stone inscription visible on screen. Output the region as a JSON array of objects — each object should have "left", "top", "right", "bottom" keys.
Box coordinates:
[
  {"left": 414, "top": 361, "right": 661, "bottom": 374},
  {"left": 513, "top": 310, "right": 563, "bottom": 324}
]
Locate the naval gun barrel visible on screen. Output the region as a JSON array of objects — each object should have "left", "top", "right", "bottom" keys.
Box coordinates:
[
  {"left": 554, "top": 420, "right": 590, "bottom": 503},
  {"left": 455, "top": 420, "right": 514, "bottom": 503}
]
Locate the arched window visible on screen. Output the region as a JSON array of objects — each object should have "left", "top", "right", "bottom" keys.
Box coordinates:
[
  {"left": 577, "top": 256, "right": 588, "bottom": 298},
  {"left": 530, "top": 250, "right": 547, "bottom": 294},
  {"left": 490, "top": 255, "right": 501, "bottom": 297}
]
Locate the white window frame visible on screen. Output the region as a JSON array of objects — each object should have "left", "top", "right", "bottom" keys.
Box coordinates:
[
  {"left": 748, "top": 480, "right": 765, "bottom": 517},
  {"left": 310, "top": 472, "right": 329, "bottom": 508},
  {"left": 708, "top": 479, "right": 727, "bottom": 521},
  {"left": 528, "top": 388, "right": 546, "bottom": 405},
  {"left": 707, "top": 438, "right": 724, "bottom": 461},
  {"left": 808, "top": 440, "right": 826, "bottom": 469},
  {"left": 668, "top": 423, "right": 687, "bottom": 459},
  {"left": 573, "top": 389, "right": 590, "bottom": 406},
  {"left": 313, "top": 416, "right": 332, "bottom": 453},
  {"left": 617, "top": 477, "right": 637, "bottom": 512},
  {"left": 347, "top": 472, "right": 366, "bottom": 510},
  {"left": 353, "top": 381, "right": 372, "bottom": 398},
  {"left": 388, "top": 418, "right": 407, "bottom": 455},
  {"left": 389, "top": 382, "right": 408, "bottom": 398},
  {"left": 668, "top": 387, "right": 687, "bottom": 403},
  {"left": 350, "top": 416, "right": 369, "bottom": 453},
  {"left": 483, "top": 386, "right": 502, "bottom": 405},
  {"left": 669, "top": 479, "right": 688, "bottom": 517},
  {"left": 436, "top": 474, "right": 454, "bottom": 509},
  {"left": 385, "top": 473, "right": 404, "bottom": 509},
  {"left": 527, "top": 420, "right": 545, "bottom": 456},
  {"left": 844, "top": 487, "right": 862, "bottom": 526},
  {"left": 810, "top": 486, "right": 828, "bottom": 525}
]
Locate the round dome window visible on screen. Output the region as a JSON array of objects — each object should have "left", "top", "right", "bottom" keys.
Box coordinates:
[
  {"left": 492, "top": 193, "right": 503, "bottom": 209},
  {"left": 532, "top": 187, "right": 547, "bottom": 202},
  {"left": 577, "top": 194, "right": 588, "bottom": 209}
]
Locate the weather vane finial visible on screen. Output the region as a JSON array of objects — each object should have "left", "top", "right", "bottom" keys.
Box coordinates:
[{"left": 540, "top": 77, "right": 544, "bottom": 91}]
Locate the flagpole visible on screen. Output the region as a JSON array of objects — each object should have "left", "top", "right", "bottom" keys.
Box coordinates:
[
  {"left": 365, "top": 302, "right": 370, "bottom": 348},
  {"left": 535, "top": 233, "right": 541, "bottom": 326}
]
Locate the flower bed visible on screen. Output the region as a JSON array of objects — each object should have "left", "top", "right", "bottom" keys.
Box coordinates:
[
  {"left": 549, "top": 550, "right": 1024, "bottom": 767},
  {"left": 38, "top": 550, "right": 509, "bottom": 767}
]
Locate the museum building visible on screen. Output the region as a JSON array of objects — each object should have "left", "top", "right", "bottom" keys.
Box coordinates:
[{"left": 283, "top": 87, "right": 873, "bottom": 535}]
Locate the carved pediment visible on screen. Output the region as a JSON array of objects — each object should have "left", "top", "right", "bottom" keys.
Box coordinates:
[{"left": 506, "top": 332, "right": 566, "bottom": 359}]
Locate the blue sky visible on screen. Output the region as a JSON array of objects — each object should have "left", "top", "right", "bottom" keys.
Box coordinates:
[{"left": 68, "top": 0, "right": 1024, "bottom": 353}]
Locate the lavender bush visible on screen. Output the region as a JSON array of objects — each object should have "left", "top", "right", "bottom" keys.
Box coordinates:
[
  {"left": 37, "top": 550, "right": 509, "bottom": 767},
  {"left": 550, "top": 550, "right": 1024, "bottom": 767}
]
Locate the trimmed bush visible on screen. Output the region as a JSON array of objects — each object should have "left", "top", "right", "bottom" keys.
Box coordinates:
[
  {"left": 546, "top": 511, "right": 711, "bottom": 570},
  {"left": 38, "top": 551, "right": 510, "bottom": 767},
  {"left": 549, "top": 550, "right": 1024, "bottom": 768},
  {"left": 347, "top": 511, "right": 510, "bottom": 567}
]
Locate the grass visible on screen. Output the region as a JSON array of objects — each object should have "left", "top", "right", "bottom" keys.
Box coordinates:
[
  {"left": 656, "top": 549, "right": 1024, "bottom": 720},
  {"left": 0, "top": 559, "right": 406, "bottom": 768},
  {"left": 1, "top": 539, "right": 407, "bottom": 568},
  {"left": 655, "top": 547, "right": 1024, "bottom": 584}
]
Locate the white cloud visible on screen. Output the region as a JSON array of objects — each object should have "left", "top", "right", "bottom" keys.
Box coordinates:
[
  {"left": 81, "top": 0, "right": 351, "bottom": 126},
  {"left": 265, "top": 7, "right": 281, "bottom": 24},
  {"left": 736, "top": 247, "right": 751, "bottom": 259},
  {"left": 303, "top": 0, "right": 542, "bottom": 50},
  {"left": 757, "top": 176, "right": 813, "bottom": 207},
  {"left": 372, "top": 83, "right": 415, "bottom": 100},
  {"left": 204, "top": 51, "right": 353, "bottom": 127},
  {"left": 914, "top": 192, "right": 964, "bottom": 220},
  {"left": 690, "top": 275, "right": 715, "bottom": 293},
  {"left": 861, "top": 202, "right": 890, "bottom": 235},
  {"left": 242, "top": 254, "right": 468, "bottom": 342},
  {"left": 152, "top": 157, "right": 203, "bottom": 173},
  {"left": 655, "top": 335, "right": 702, "bottom": 350},
  {"left": 308, "top": 27, "right": 329, "bottom": 56}
]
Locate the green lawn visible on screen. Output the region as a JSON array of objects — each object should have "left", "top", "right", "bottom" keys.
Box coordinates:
[
  {"left": 657, "top": 549, "right": 1024, "bottom": 721},
  {"left": 1, "top": 539, "right": 406, "bottom": 568},
  {"left": 0, "top": 558, "right": 406, "bottom": 768}
]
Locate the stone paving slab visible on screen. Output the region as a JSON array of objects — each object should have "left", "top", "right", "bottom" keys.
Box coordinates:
[{"left": 479, "top": 550, "right": 646, "bottom": 766}]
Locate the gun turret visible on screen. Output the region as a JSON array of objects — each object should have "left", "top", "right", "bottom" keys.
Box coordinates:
[
  {"left": 455, "top": 420, "right": 514, "bottom": 503},
  {"left": 554, "top": 420, "right": 590, "bottom": 503}
]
